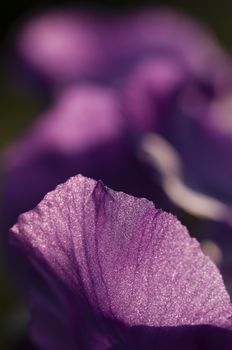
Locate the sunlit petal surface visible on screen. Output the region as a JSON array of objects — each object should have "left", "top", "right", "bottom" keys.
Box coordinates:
[{"left": 10, "top": 175, "right": 232, "bottom": 349}]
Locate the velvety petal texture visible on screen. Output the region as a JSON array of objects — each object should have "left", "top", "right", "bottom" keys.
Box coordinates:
[{"left": 10, "top": 175, "right": 232, "bottom": 349}]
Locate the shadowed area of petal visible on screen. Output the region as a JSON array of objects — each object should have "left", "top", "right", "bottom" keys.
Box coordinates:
[{"left": 10, "top": 175, "right": 232, "bottom": 348}]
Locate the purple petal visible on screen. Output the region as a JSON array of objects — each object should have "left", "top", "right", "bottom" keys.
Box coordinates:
[
  {"left": 2, "top": 85, "right": 123, "bottom": 230},
  {"left": 16, "top": 10, "right": 107, "bottom": 84},
  {"left": 173, "top": 95, "right": 232, "bottom": 204},
  {"left": 122, "top": 52, "right": 232, "bottom": 211},
  {"left": 10, "top": 175, "right": 232, "bottom": 349},
  {"left": 122, "top": 57, "right": 187, "bottom": 132},
  {"left": 14, "top": 8, "right": 232, "bottom": 90},
  {"left": 113, "top": 8, "right": 231, "bottom": 85},
  {"left": 2, "top": 84, "right": 158, "bottom": 234}
]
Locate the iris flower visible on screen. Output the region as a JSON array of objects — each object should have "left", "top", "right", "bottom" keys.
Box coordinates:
[
  {"left": 6, "top": 7, "right": 232, "bottom": 227},
  {"left": 13, "top": 8, "right": 231, "bottom": 90},
  {"left": 3, "top": 8, "right": 232, "bottom": 349},
  {"left": 10, "top": 174, "right": 232, "bottom": 350},
  {"left": 8, "top": 7, "right": 232, "bottom": 221}
]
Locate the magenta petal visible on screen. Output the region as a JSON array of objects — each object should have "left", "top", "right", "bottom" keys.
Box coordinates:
[
  {"left": 17, "top": 10, "right": 106, "bottom": 84},
  {"left": 2, "top": 85, "right": 124, "bottom": 231},
  {"left": 116, "top": 8, "right": 231, "bottom": 84},
  {"left": 10, "top": 175, "right": 232, "bottom": 348},
  {"left": 14, "top": 8, "right": 232, "bottom": 91},
  {"left": 122, "top": 57, "right": 187, "bottom": 132},
  {"left": 2, "top": 83, "right": 162, "bottom": 238}
]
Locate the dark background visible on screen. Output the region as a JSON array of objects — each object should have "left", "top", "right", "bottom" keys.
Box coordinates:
[{"left": 1, "top": 1, "right": 232, "bottom": 349}]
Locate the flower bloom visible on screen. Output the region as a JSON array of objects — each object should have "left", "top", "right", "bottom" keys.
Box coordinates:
[
  {"left": 13, "top": 8, "right": 232, "bottom": 90},
  {"left": 3, "top": 8, "right": 232, "bottom": 349},
  {"left": 4, "top": 7, "right": 232, "bottom": 288},
  {"left": 10, "top": 174, "right": 232, "bottom": 349},
  {"left": 9, "top": 7, "right": 232, "bottom": 217},
  {"left": 6, "top": 7, "right": 232, "bottom": 227}
]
